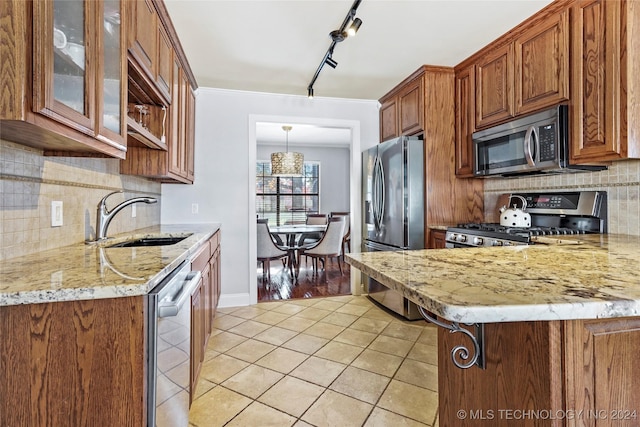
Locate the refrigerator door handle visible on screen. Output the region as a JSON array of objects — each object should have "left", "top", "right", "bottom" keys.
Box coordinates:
[
  {"left": 371, "top": 157, "right": 378, "bottom": 231},
  {"left": 378, "top": 156, "right": 385, "bottom": 226},
  {"left": 372, "top": 155, "right": 385, "bottom": 232}
]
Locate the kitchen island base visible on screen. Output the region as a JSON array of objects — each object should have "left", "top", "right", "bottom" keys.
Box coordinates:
[
  {"left": 439, "top": 317, "right": 640, "bottom": 426},
  {"left": 0, "top": 296, "right": 147, "bottom": 427}
]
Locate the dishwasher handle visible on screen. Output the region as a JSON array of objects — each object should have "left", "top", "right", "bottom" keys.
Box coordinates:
[{"left": 158, "top": 271, "right": 202, "bottom": 318}]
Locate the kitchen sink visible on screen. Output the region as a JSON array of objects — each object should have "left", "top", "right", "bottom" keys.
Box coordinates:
[{"left": 107, "top": 234, "right": 191, "bottom": 248}]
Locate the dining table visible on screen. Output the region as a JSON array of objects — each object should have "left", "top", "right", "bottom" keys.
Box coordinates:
[
  {"left": 269, "top": 224, "right": 327, "bottom": 245},
  {"left": 269, "top": 224, "right": 327, "bottom": 278}
]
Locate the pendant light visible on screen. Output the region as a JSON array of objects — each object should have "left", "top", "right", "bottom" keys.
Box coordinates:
[{"left": 271, "top": 125, "right": 304, "bottom": 176}]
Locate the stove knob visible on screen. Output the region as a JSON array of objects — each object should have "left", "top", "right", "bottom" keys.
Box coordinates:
[
  {"left": 503, "top": 241, "right": 511, "bottom": 246},
  {"left": 492, "top": 240, "right": 503, "bottom": 246},
  {"left": 448, "top": 233, "right": 457, "bottom": 241},
  {"left": 457, "top": 234, "right": 467, "bottom": 243},
  {"left": 473, "top": 237, "right": 484, "bottom": 246}
]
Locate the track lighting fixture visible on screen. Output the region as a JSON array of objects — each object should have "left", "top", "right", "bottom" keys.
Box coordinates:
[
  {"left": 325, "top": 56, "right": 338, "bottom": 69},
  {"left": 306, "top": 0, "right": 363, "bottom": 98}
]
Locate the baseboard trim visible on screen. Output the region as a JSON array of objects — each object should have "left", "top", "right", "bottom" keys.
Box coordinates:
[{"left": 218, "top": 293, "right": 252, "bottom": 308}]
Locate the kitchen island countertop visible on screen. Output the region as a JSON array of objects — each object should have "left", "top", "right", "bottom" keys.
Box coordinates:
[
  {"left": 346, "top": 233, "right": 640, "bottom": 323},
  {"left": 0, "top": 223, "right": 220, "bottom": 306}
]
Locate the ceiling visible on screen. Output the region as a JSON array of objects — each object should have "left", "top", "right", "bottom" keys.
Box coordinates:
[
  {"left": 255, "top": 122, "right": 353, "bottom": 147},
  {"left": 163, "top": 0, "right": 553, "bottom": 145}
]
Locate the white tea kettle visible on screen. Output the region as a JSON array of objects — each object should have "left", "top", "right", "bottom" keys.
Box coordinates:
[{"left": 499, "top": 195, "right": 531, "bottom": 228}]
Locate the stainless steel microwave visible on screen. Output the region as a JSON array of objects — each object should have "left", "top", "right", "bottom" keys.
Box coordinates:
[{"left": 473, "top": 105, "right": 606, "bottom": 177}]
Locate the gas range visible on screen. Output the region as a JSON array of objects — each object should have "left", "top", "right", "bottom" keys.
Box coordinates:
[{"left": 446, "top": 191, "right": 607, "bottom": 248}]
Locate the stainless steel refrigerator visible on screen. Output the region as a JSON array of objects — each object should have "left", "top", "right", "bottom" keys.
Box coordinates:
[{"left": 362, "top": 136, "right": 424, "bottom": 320}]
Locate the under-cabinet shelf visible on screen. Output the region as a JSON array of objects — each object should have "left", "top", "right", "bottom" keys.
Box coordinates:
[{"left": 126, "top": 116, "right": 168, "bottom": 151}]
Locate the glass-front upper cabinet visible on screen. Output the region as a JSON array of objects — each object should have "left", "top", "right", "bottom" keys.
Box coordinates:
[
  {"left": 98, "top": 0, "right": 127, "bottom": 144},
  {"left": 32, "top": 0, "right": 126, "bottom": 151}
]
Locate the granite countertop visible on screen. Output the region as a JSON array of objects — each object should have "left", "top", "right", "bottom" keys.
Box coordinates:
[
  {"left": 346, "top": 234, "right": 640, "bottom": 323},
  {"left": 0, "top": 224, "right": 220, "bottom": 306}
]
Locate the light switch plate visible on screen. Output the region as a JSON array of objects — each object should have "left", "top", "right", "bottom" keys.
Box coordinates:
[
  {"left": 50, "top": 270, "right": 63, "bottom": 288},
  {"left": 51, "top": 201, "right": 63, "bottom": 227},
  {"left": 131, "top": 204, "right": 137, "bottom": 218}
]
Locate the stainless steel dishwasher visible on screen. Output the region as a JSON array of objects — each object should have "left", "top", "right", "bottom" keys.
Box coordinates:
[{"left": 147, "top": 260, "right": 202, "bottom": 427}]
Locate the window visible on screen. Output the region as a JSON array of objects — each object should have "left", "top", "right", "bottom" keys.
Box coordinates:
[{"left": 256, "top": 161, "right": 319, "bottom": 226}]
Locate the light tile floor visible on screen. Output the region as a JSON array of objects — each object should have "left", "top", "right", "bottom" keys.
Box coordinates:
[{"left": 189, "top": 295, "right": 440, "bottom": 427}]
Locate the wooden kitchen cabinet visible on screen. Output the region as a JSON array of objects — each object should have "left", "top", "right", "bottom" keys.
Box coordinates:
[
  {"left": 190, "top": 274, "right": 205, "bottom": 403},
  {"left": 128, "top": 0, "right": 157, "bottom": 86},
  {"left": 0, "top": 297, "right": 146, "bottom": 426},
  {"left": 0, "top": 0, "right": 128, "bottom": 158},
  {"left": 186, "top": 85, "right": 196, "bottom": 181},
  {"left": 380, "top": 66, "right": 485, "bottom": 248},
  {"left": 455, "top": 2, "right": 569, "bottom": 174},
  {"left": 120, "top": 0, "right": 197, "bottom": 183},
  {"left": 475, "top": 43, "right": 514, "bottom": 128},
  {"left": 379, "top": 98, "right": 398, "bottom": 142},
  {"left": 473, "top": 4, "right": 569, "bottom": 129},
  {"left": 439, "top": 320, "right": 563, "bottom": 427},
  {"left": 514, "top": 8, "right": 569, "bottom": 116},
  {"left": 564, "top": 317, "right": 640, "bottom": 424},
  {"left": 570, "top": 0, "right": 640, "bottom": 162},
  {"left": 379, "top": 73, "right": 424, "bottom": 141},
  {"left": 120, "top": 75, "right": 195, "bottom": 183},
  {"left": 454, "top": 65, "right": 475, "bottom": 177},
  {"left": 439, "top": 317, "right": 640, "bottom": 426},
  {"left": 169, "top": 63, "right": 190, "bottom": 179},
  {"left": 210, "top": 231, "right": 221, "bottom": 320},
  {"left": 156, "top": 21, "right": 173, "bottom": 101},
  {"left": 190, "top": 230, "right": 221, "bottom": 398},
  {"left": 428, "top": 229, "right": 447, "bottom": 249},
  {"left": 398, "top": 77, "right": 424, "bottom": 136},
  {"left": 126, "top": 0, "right": 171, "bottom": 105}
]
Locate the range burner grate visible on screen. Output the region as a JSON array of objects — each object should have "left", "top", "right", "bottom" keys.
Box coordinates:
[{"left": 456, "top": 223, "right": 587, "bottom": 235}]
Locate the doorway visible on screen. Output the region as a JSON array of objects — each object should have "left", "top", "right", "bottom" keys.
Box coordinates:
[{"left": 249, "top": 115, "right": 362, "bottom": 304}]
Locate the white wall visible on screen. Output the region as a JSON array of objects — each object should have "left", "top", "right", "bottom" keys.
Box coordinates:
[
  {"left": 162, "top": 88, "right": 379, "bottom": 307},
  {"left": 256, "top": 144, "right": 351, "bottom": 215}
]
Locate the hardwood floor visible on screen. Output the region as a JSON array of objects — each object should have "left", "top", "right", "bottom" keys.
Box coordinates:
[{"left": 258, "top": 257, "right": 351, "bottom": 301}]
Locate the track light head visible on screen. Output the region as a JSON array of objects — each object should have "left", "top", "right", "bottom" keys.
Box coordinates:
[
  {"left": 325, "top": 57, "right": 338, "bottom": 69},
  {"left": 346, "top": 17, "right": 362, "bottom": 37}
]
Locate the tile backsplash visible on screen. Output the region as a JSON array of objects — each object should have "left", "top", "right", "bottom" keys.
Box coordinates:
[
  {"left": 483, "top": 159, "right": 640, "bottom": 236},
  {"left": 0, "top": 139, "right": 161, "bottom": 260}
]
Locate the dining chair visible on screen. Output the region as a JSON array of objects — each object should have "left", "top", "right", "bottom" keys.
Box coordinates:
[
  {"left": 306, "top": 213, "right": 328, "bottom": 225},
  {"left": 258, "top": 217, "right": 284, "bottom": 245},
  {"left": 299, "top": 216, "right": 345, "bottom": 279},
  {"left": 298, "top": 213, "right": 328, "bottom": 246},
  {"left": 257, "top": 220, "right": 289, "bottom": 283},
  {"left": 330, "top": 211, "right": 351, "bottom": 259}
]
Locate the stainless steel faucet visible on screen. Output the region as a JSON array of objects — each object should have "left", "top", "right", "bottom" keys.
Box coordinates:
[{"left": 95, "top": 191, "right": 158, "bottom": 241}]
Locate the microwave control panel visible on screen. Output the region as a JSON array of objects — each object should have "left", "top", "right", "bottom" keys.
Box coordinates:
[{"left": 538, "top": 124, "right": 556, "bottom": 162}]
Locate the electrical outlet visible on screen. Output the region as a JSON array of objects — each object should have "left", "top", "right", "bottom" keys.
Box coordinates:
[
  {"left": 192, "top": 203, "right": 199, "bottom": 214},
  {"left": 51, "top": 201, "right": 63, "bottom": 227},
  {"left": 131, "top": 204, "right": 137, "bottom": 218},
  {"left": 50, "top": 270, "right": 63, "bottom": 288}
]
